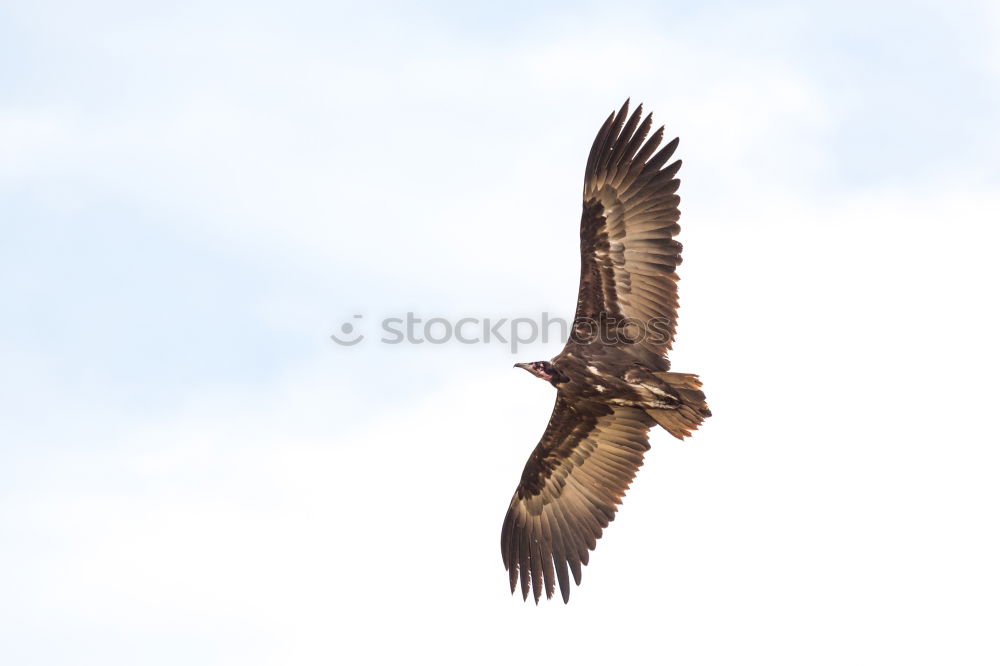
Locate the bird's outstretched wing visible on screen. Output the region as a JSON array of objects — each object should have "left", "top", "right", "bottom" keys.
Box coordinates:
[
  {"left": 573, "top": 99, "right": 684, "bottom": 358},
  {"left": 501, "top": 396, "right": 654, "bottom": 603}
]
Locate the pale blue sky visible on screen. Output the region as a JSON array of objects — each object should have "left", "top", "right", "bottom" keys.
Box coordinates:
[{"left": 2, "top": 1, "right": 999, "bottom": 664}]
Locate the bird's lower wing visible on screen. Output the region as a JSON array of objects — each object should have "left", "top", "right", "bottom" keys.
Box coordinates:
[{"left": 500, "top": 397, "right": 654, "bottom": 603}]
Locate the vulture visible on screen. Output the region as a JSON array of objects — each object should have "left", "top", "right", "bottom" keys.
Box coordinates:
[{"left": 503, "top": 100, "right": 711, "bottom": 603}]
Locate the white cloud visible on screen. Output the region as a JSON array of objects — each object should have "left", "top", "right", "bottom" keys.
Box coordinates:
[{"left": 4, "top": 180, "right": 998, "bottom": 663}]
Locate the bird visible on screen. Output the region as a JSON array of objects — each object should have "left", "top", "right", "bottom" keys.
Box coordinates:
[{"left": 502, "top": 99, "right": 711, "bottom": 604}]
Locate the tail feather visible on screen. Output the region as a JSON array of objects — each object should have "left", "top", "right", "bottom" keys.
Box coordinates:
[{"left": 646, "top": 372, "right": 711, "bottom": 439}]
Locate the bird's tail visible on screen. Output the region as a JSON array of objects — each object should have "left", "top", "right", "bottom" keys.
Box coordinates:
[{"left": 646, "top": 372, "right": 711, "bottom": 439}]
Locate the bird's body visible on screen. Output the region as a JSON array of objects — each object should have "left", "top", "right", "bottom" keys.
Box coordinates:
[{"left": 503, "top": 100, "right": 711, "bottom": 603}]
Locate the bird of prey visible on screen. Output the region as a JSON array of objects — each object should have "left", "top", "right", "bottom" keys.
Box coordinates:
[{"left": 503, "top": 100, "right": 711, "bottom": 604}]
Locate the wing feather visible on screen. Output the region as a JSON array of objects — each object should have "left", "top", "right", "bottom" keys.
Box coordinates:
[
  {"left": 572, "top": 101, "right": 685, "bottom": 358},
  {"left": 500, "top": 397, "right": 654, "bottom": 603}
]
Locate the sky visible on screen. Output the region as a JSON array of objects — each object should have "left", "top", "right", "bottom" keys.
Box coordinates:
[{"left": 2, "top": 1, "right": 999, "bottom": 664}]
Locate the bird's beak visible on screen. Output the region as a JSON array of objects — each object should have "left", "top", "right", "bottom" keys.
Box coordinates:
[{"left": 513, "top": 362, "right": 531, "bottom": 372}]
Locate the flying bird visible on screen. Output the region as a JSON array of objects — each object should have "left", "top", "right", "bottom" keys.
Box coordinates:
[{"left": 503, "top": 100, "right": 711, "bottom": 603}]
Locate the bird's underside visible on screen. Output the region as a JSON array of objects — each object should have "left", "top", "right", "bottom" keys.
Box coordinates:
[{"left": 502, "top": 100, "right": 712, "bottom": 604}]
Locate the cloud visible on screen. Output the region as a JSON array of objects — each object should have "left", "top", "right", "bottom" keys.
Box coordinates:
[{"left": 4, "top": 178, "right": 998, "bottom": 662}]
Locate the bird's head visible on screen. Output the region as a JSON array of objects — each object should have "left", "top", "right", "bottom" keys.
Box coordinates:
[{"left": 514, "top": 361, "right": 566, "bottom": 385}]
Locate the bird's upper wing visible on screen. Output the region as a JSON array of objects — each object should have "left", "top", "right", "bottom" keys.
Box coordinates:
[
  {"left": 501, "top": 396, "right": 654, "bottom": 603},
  {"left": 572, "top": 99, "right": 684, "bottom": 358}
]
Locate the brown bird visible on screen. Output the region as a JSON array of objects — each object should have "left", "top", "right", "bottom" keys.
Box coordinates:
[{"left": 503, "top": 100, "right": 711, "bottom": 603}]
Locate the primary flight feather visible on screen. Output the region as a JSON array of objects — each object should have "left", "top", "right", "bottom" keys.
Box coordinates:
[{"left": 503, "top": 100, "right": 711, "bottom": 603}]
